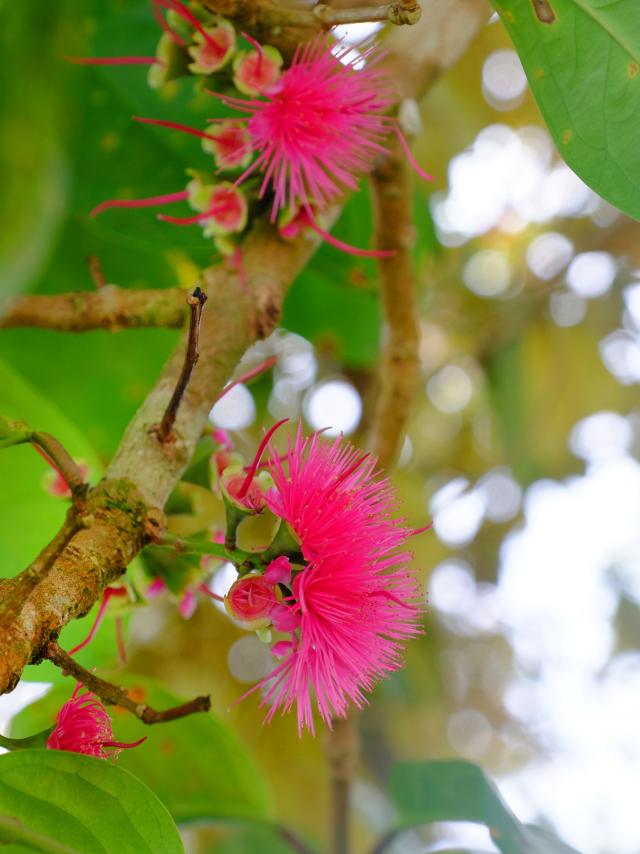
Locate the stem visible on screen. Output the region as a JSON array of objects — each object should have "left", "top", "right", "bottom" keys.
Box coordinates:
[
  {"left": 156, "top": 287, "right": 208, "bottom": 444},
  {"left": 327, "top": 717, "right": 360, "bottom": 854},
  {"left": 31, "top": 432, "right": 88, "bottom": 505},
  {"left": 45, "top": 642, "right": 211, "bottom": 724},
  {"left": 86, "top": 254, "right": 107, "bottom": 288},
  {"left": 0, "top": 286, "right": 188, "bottom": 332}
]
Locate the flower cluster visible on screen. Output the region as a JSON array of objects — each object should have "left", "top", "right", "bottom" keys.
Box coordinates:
[
  {"left": 220, "top": 424, "right": 422, "bottom": 734},
  {"left": 73, "top": 0, "right": 430, "bottom": 258}
]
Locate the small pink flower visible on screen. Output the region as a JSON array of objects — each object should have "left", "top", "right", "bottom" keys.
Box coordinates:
[
  {"left": 237, "top": 424, "right": 422, "bottom": 734},
  {"left": 187, "top": 19, "right": 236, "bottom": 75},
  {"left": 46, "top": 684, "right": 145, "bottom": 760}
]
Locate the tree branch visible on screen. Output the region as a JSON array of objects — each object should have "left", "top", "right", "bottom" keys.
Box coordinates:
[
  {"left": 45, "top": 642, "right": 211, "bottom": 724},
  {"left": 200, "top": 1, "right": 421, "bottom": 28},
  {"left": 368, "top": 136, "right": 421, "bottom": 469},
  {"left": 0, "top": 210, "right": 336, "bottom": 696},
  {"left": 0, "top": 286, "right": 187, "bottom": 332}
]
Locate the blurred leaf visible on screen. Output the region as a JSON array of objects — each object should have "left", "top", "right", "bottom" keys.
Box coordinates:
[
  {"left": 388, "top": 760, "right": 526, "bottom": 853},
  {"left": 209, "top": 823, "right": 316, "bottom": 854},
  {"left": 493, "top": 0, "right": 640, "bottom": 219},
  {"left": 0, "top": 358, "right": 122, "bottom": 681},
  {"left": 387, "top": 761, "right": 583, "bottom": 854},
  {"left": 523, "top": 825, "right": 582, "bottom": 853},
  {"left": 9, "top": 676, "right": 274, "bottom": 825},
  {"left": 0, "top": 749, "right": 183, "bottom": 853}
]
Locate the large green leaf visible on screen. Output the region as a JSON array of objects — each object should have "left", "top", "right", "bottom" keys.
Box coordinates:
[
  {"left": 387, "top": 761, "right": 582, "bottom": 854},
  {"left": 9, "top": 677, "right": 274, "bottom": 825},
  {"left": 492, "top": 0, "right": 640, "bottom": 219},
  {"left": 0, "top": 749, "right": 183, "bottom": 853}
]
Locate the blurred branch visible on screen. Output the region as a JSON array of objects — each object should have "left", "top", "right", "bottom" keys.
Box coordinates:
[
  {"left": 369, "top": 136, "right": 421, "bottom": 469},
  {"left": 46, "top": 642, "right": 211, "bottom": 724},
  {"left": 0, "top": 286, "right": 188, "bottom": 332}
]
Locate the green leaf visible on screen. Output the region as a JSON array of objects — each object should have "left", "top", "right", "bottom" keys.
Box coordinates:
[
  {"left": 0, "top": 358, "right": 118, "bottom": 681},
  {"left": 387, "top": 761, "right": 583, "bottom": 854},
  {"left": 9, "top": 677, "right": 274, "bottom": 825},
  {"left": 0, "top": 749, "right": 183, "bottom": 854},
  {"left": 388, "top": 760, "right": 526, "bottom": 853},
  {"left": 491, "top": 0, "right": 640, "bottom": 219}
]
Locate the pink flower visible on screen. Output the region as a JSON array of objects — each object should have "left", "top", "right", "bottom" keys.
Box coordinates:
[
  {"left": 218, "top": 38, "right": 395, "bottom": 220},
  {"left": 46, "top": 684, "right": 145, "bottom": 760},
  {"left": 239, "top": 425, "right": 421, "bottom": 734}
]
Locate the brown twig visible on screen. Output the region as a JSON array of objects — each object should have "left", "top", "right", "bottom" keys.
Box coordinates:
[
  {"left": 31, "top": 431, "right": 88, "bottom": 505},
  {"left": 156, "top": 286, "right": 208, "bottom": 444},
  {"left": 86, "top": 254, "right": 107, "bottom": 289},
  {"left": 327, "top": 717, "right": 360, "bottom": 854},
  {"left": 46, "top": 642, "right": 211, "bottom": 723},
  {"left": 0, "top": 286, "right": 188, "bottom": 332}
]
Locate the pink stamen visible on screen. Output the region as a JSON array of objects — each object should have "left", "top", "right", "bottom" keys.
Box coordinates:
[
  {"left": 91, "top": 190, "right": 188, "bottom": 218},
  {"left": 103, "top": 736, "right": 148, "bottom": 749},
  {"left": 132, "top": 115, "right": 219, "bottom": 142},
  {"left": 151, "top": 0, "right": 186, "bottom": 45},
  {"left": 33, "top": 444, "right": 68, "bottom": 490},
  {"left": 306, "top": 216, "right": 396, "bottom": 259},
  {"left": 240, "top": 31, "right": 264, "bottom": 74},
  {"left": 197, "top": 582, "right": 224, "bottom": 603},
  {"left": 157, "top": 212, "right": 205, "bottom": 225},
  {"left": 217, "top": 356, "right": 278, "bottom": 404},
  {"left": 114, "top": 615, "right": 127, "bottom": 664},
  {"left": 155, "top": 0, "right": 222, "bottom": 52},
  {"left": 237, "top": 419, "right": 289, "bottom": 500},
  {"left": 411, "top": 522, "right": 433, "bottom": 537},
  {"left": 65, "top": 55, "right": 161, "bottom": 66},
  {"left": 392, "top": 125, "right": 433, "bottom": 182},
  {"left": 69, "top": 587, "right": 128, "bottom": 656}
]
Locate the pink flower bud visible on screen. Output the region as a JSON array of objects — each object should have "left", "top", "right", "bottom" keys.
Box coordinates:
[
  {"left": 202, "top": 121, "right": 252, "bottom": 170},
  {"left": 232, "top": 45, "right": 283, "bottom": 96},
  {"left": 187, "top": 20, "right": 236, "bottom": 75},
  {"left": 225, "top": 573, "right": 278, "bottom": 629},
  {"left": 263, "top": 556, "right": 292, "bottom": 586}
]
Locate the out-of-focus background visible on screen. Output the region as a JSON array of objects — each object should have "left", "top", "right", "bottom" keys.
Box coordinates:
[{"left": 1, "top": 2, "right": 640, "bottom": 852}]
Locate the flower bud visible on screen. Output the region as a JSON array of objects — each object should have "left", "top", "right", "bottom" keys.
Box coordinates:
[
  {"left": 187, "top": 20, "right": 235, "bottom": 75},
  {"left": 233, "top": 45, "right": 283, "bottom": 96},
  {"left": 225, "top": 573, "right": 278, "bottom": 630}
]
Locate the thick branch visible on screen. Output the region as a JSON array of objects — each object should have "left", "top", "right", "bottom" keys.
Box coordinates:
[
  {"left": 46, "top": 642, "right": 210, "bottom": 724},
  {"left": 0, "top": 286, "right": 187, "bottom": 332},
  {"left": 0, "top": 212, "right": 334, "bottom": 695}
]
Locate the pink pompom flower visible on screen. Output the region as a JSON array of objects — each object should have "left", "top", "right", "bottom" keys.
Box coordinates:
[
  {"left": 238, "top": 425, "right": 422, "bottom": 735},
  {"left": 214, "top": 37, "right": 431, "bottom": 221},
  {"left": 46, "top": 684, "right": 146, "bottom": 760}
]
